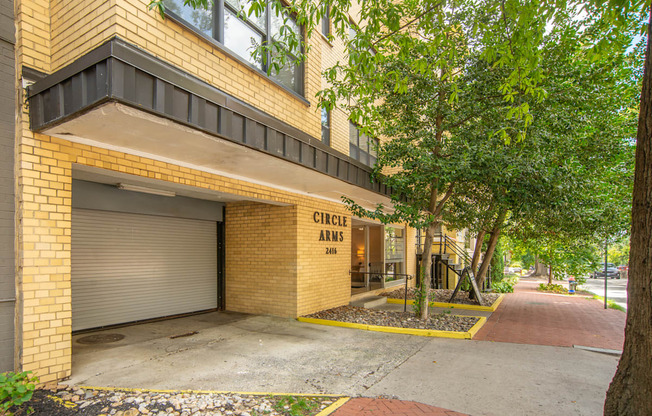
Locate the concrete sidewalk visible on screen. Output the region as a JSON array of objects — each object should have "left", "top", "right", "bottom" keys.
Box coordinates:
[
  {"left": 474, "top": 277, "right": 626, "bottom": 351},
  {"left": 67, "top": 308, "right": 620, "bottom": 415}
]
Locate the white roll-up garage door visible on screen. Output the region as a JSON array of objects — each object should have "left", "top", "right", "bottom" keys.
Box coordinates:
[{"left": 72, "top": 208, "right": 218, "bottom": 331}]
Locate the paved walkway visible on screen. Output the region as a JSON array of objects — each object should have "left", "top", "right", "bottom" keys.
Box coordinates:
[
  {"left": 474, "top": 277, "right": 626, "bottom": 350},
  {"left": 333, "top": 398, "right": 467, "bottom": 416}
]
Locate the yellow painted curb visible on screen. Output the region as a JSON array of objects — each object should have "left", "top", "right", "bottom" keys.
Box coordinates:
[
  {"left": 76, "top": 385, "right": 342, "bottom": 398},
  {"left": 297, "top": 316, "right": 483, "bottom": 339},
  {"left": 387, "top": 293, "right": 505, "bottom": 312},
  {"left": 466, "top": 316, "right": 487, "bottom": 338},
  {"left": 315, "top": 397, "right": 350, "bottom": 416}
]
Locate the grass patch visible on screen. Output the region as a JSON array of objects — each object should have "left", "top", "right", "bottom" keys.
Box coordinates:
[
  {"left": 270, "top": 395, "right": 320, "bottom": 416},
  {"left": 591, "top": 295, "right": 626, "bottom": 312}
]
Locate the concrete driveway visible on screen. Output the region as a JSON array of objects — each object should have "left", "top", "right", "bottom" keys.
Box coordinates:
[{"left": 69, "top": 311, "right": 618, "bottom": 416}]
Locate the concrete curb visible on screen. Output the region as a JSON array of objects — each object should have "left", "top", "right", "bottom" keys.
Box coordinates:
[
  {"left": 315, "top": 397, "right": 350, "bottom": 415},
  {"left": 75, "top": 385, "right": 343, "bottom": 398},
  {"left": 387, "top": 293, "right": 505, "bottom": 312},
  {"left": 297, "top": 316, "right": 487, "bottom": 339}
]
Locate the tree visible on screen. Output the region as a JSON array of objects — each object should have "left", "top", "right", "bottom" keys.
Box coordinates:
[
  {"left": 148, "top": 1, "right": 652, "bottom": 410},
  {"left": 604, "top": 4, "right": 652, "bottom": 414}
]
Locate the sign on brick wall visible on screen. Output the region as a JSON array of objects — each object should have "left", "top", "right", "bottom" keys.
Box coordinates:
[{"left": 313, "top": 211, "right": 347, "bottom": 254}]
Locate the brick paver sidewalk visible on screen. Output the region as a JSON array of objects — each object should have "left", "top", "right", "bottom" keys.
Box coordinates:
[
  {"left": 332, "top": 398, "right": 467, "bottom": 416},
  {"left": 474, "top": 278, "right": 625, "bottom": 350}
]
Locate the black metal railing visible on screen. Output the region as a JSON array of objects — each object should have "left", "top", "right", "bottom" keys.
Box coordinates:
[
  {"left": 349, "top": 271, "right": 414, "bottom": 311},
  {"left": 416, "top": 232, "right": 492, "bottom": 291}
]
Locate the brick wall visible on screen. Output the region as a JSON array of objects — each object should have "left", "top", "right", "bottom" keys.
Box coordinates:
[
  {"left": 296, "top": 205, "right": 350, "bottom": 316},
  {"left": 225, "top": 202, "right": 299, "bottom": 317},
  {"left": 12, "top": 0, "right": 420, "bottom": 383},
  {"left": 14, "top": 125, "right": 359, "bottom": 380}
]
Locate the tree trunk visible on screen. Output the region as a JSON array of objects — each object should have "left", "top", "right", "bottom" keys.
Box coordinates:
[
  {"left": 471, "top": 229, "right": 486, "bottom": 275},
  {"left": 533, "top": 255, "right": 547, "bottom": 277},
  {"left": 476, "top": 209, "right": 507, "bottom": 287},
  {"left": 604, "top": 5, "right": 652, "bottom": 414},
  {"left": 548, "top": 266, "right": 553, "bottom": 285},
  {"left": 419, "top": 224, "right": 435, "bottom": 320}
]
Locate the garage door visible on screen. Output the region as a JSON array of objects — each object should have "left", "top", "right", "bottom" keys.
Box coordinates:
[{"left": 72, "top": 208, "right": 218, "bottom": 331}]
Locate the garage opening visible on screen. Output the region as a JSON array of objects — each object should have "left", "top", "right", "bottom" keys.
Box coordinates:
[{"left": 71, "top": 180, "right": 225, "bottom": 332}]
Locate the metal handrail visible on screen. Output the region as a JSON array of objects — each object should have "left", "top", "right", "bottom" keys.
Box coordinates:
[
  {"left": 416, "top": 232, "right": 493, "bottom": 290},
  {"left": 349, "top": 271, "right": 415, "bottom": 311}
]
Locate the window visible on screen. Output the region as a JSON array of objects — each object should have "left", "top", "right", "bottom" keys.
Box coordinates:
[
  {"left": 321, "top": 6, "right": 330, "bottom": 36},
  {"left": 385, "top": 227, "right": 405, "bottom": 280},
  {"left": 164, "top": 0, "right": 303, "bottom": 94},
  {"left": 349, "top": 122, "right": 378, "bottom": 166},
  {"left": 321, "top": 108, "right": 330, "bottom": 145}
]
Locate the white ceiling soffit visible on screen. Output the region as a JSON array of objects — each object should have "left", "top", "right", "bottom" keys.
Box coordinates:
[{"left": 47, "top": 102, "right": 390, "bottom": 209}]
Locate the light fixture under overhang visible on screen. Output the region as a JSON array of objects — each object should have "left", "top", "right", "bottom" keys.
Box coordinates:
[{"left": 116, "top": 183, "right": 176, "bottom": 197}]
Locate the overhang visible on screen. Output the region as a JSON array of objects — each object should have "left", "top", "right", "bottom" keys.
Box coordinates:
[{"left": 27, "top": 37, "right": 396, "bottom": 207}]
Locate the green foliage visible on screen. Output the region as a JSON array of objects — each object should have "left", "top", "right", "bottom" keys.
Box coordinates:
[
  {"left": 607, "top": 238, "right": 630, "bottom": 266},
  {"left": 490, "top": 238, "right": 505, "bottom": 283},
  {"left": 537, "top": 283, "right": 568, "bottom": 294},
  {"left": 492, "top": 279, "right": 514, "bottom": 293},
  {"left": 272, "top": 396, "right": 318, "bottom": 416},
  {"left": 0, "top": 372, "right": 38, "bottom": 416}
]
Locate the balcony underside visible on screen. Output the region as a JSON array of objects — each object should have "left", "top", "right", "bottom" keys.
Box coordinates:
[{"left": 28, "top": 37, "right": 394, "bottom": 207}]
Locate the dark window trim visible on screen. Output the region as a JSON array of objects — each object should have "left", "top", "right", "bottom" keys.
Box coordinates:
[
  {"left": 321, "top": 6, "right": 330, "bottom": 36},
  {"left": 321, "top": 108, "right": 330, "bottom": 146},
  {"left": 349, "top": 121, "right": 378, "bottom": 167},
  {"left": 165, "top": 4, "right": 306, "bottom": 99}
]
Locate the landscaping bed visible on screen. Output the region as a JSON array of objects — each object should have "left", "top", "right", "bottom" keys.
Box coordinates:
[
  {"left": 381, "top": 288, "right": 501, "bottom": 306},
  {"left": 10, "top": 386, "right": 339, "bottom": 416},
  {"left": 304, "top": 305, "right": 479, "bottom": 332}
]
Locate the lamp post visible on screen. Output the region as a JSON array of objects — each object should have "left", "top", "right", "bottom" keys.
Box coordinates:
[{"left": 604, "top": 237, "right": 608, "bottom": 310}]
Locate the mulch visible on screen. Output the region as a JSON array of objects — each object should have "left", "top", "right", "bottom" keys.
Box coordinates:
[
  {"left": 381, "top": 288, "right": 501, "bottom": 306},
  {"left": 9, "top": 386, "right": 337, "bottom": 416},
  {"left": 304, "top": 305, "right": 479, "bottom": 332}
]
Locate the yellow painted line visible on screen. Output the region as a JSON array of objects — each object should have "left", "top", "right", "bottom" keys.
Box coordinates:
[
  {"left": 76, "top": 385, "right": 342, "bottom": 398},
  {"left": 297, "top": 317, "right": 475, "bottom": 339},
  {"left": 315, "top": 397, "right": 350, "bottom": 416},
  {"left": 387, "top": 293, "right": 505, "bottom": 312}
]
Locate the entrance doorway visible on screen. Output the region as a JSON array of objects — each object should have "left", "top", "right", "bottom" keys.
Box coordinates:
[{"left": 350, "top": 219, "right": 407, "bottom": 294}]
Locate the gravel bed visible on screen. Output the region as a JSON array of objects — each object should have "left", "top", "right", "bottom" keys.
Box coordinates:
[
  {"left": 381, "top": 288, "right": 501, "bottom": 306},
  {"left": 11, "top": 386, "right": 339, "bottom": 416},
  {"left": 305, "top": 305, "right": 479, "bottom": 332}
]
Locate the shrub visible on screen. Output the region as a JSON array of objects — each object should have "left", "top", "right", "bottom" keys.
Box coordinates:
[
  {"left": 537, "top": 283, "right": 568, "bottom": 294},
  {"left": 492, "top": 280, "right": 514, "bottom": 293},
  {"left": 0, "top": 371, "right": 38, "bottom": 416}
]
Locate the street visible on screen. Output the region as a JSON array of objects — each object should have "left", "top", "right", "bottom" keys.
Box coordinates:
[{"left": 581, "top": 276, "right": 628, "bottom": 310}]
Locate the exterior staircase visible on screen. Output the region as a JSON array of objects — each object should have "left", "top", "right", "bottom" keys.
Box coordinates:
[
  {"left": 417, "top": 233, "right": 491, "bottom": 291},
  {"left": 349, "top": 295, "right": 388, "bottom": 308}
]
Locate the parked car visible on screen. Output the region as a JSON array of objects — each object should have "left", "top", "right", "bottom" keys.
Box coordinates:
[
  {"left": 592, "top": 263, "right": 620, "bottom": 279},
  {"left": 617, "top": 265, "right": 628, "bottom": 272}
]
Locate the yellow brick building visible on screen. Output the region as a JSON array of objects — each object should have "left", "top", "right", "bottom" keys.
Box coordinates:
[{"left": 3, "top": 0, "right": 424, "bottom": 383}]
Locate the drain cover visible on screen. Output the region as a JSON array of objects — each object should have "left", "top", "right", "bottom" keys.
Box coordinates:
[{"left": 76, "top": 334, "right": 125, "bottom": 344}]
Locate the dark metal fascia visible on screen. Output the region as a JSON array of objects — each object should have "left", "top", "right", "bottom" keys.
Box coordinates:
[
  {"left": 26, "top": 36, "right": 391, "bottom": 197},
  {"left": 22, "top": 66, "right": 48, "bottom": 82}
]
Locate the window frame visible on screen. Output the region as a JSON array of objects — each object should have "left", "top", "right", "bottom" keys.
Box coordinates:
[
  {"left": 321, "top": 6, "right": 330, "bottom": 37},
  {"left": 349, "top": 121, "right": 378, "bottom": 167},
  {"left": 321, "top": 108, "right": 331, "bottom": 146},
  {"left": 163, "top": 0, "right": 305, "bottom": 97}
]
